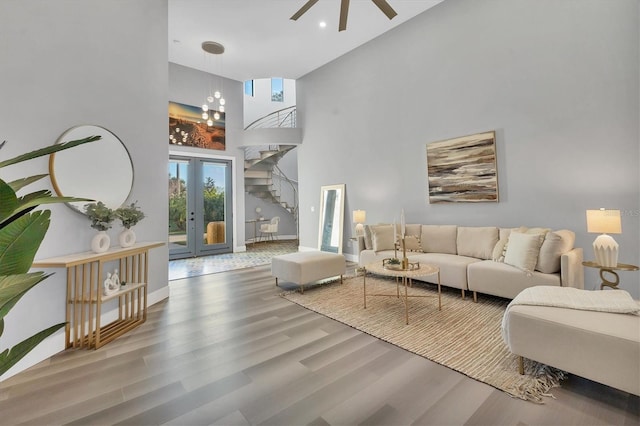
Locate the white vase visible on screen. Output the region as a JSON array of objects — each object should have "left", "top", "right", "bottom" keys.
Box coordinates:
[
  {"left": 119, "top": 228, "right": 136, "bottom": 248},
  {"left": 91, "top": 231, "right": 110, "bottom": 253}
]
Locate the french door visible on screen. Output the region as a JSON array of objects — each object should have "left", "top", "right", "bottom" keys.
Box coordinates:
[{"left": 168, "top": 156, "right": 233, "bottom": 260}]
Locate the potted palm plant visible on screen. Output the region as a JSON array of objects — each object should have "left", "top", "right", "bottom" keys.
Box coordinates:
[{"left": 0, "top": 135, "right": 100, "bottom": 378}]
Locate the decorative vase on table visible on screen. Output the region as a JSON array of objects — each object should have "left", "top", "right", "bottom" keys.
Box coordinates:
[
  {"left": 91, "top": 230, "right": 111, "bottom": 253},
  {"left": 118, "top": 228, "right": 136, "bottom": 248}
]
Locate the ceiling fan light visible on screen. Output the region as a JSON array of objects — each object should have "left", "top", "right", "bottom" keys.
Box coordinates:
[
  {"left": 202, "top": 112, "right": 208, "bottom": 119},
  {"left": 214, "top": 91, "right": 221, "bottom": 99},
  {"left": 207, "top": 119, "right": 213, "bottom": 126},
  {"left": 213, "top": 112, "right": 221, "bottom": 120},
  {"left": 219, "top": 98, "right": 226, "bottom": 106},
  {"left": 219, "top": 105, "right": 225, "bottom": 112},
  {"left": 202, "top": 104, "right": 209, "bottom": 112}
]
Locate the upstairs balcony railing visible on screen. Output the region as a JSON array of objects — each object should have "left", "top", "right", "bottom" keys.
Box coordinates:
[{"left": 245, "top": 106, "right": 296, "bottom": 130}]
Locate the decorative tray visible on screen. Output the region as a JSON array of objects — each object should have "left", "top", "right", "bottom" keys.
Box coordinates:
[{"left": 382, "top": 258, "right": 420, "bottom": 271}]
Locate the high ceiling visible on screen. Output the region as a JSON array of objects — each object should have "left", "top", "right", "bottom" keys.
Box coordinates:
[{"left": 169, "top": 0, "right": 444, "bottom": 82}]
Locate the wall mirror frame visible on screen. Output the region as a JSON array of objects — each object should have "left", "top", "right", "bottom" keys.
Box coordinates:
[
  {"left": 318, "top": 184, "right": 346, "bottom": 254},
  {"left": 49, "top": 125, "right": 134, "bottom": 215}
]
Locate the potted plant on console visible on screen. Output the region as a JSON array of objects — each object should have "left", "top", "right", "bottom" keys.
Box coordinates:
[
  {"left": 115, "top": 201, "right": 145, "bottom": 248},
  {"left": 84, "top": 201, "right": 115, "bottom": 253}
]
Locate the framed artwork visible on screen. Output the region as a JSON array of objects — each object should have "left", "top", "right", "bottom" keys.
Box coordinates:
[
  {"left": 426, "top": 131, "right": 498, "bottom": 203},
  {"left": 169, "top": 101, "right": 225, "bottom": 150}
]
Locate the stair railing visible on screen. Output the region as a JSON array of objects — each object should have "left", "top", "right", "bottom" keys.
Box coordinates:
[
  {"left": 272, "top": 163, "right": 299, "bottom": 243},
  {"left": 245, "top": 106, "right": 296, "bottom": 130}
]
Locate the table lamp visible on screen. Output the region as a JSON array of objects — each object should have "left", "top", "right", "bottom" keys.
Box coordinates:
[
  {"left": 353, "top": 210, "right": 366, "bottom": 237},
  {"left": 586, "top": 209, "right": 622, "bottom": 267}
]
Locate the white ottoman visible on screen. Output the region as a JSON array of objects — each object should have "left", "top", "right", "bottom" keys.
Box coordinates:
[{"left": 272, "top": 251, "right": 346, "bottom": 293}]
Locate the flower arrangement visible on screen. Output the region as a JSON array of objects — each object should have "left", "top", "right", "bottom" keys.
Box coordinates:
[
  {"left": 84, "top": 201, "right": 115, "bottom": 231},
  {"left": 115, "top": 201, "right": 145, "bottom": 229}
]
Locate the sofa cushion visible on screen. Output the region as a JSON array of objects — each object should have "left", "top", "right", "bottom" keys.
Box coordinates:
[
  {"left": 468, "top": 260, "right": 561, "bottom": 299},
  {"left": 503, "top": 232, "right": 545, "bottom": 274},
  {"left": 370, "top": 224, "right": 395, "bottom": 252},
  {"left": 408, "top": 252, "right": 481, "bottom": 290},
  {"left": 421, "top": 225, "right": 457, "bottom": 255},
  {"left": 457, "top": 227, "right": 499, "bottom": 260},
  {"left": 536, "top": 230, "right": 575, "bottom": 274}
]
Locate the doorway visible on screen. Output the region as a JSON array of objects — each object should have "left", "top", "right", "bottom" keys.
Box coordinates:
[{"left": 168, "top": 156, "right": 233, "bottom": 260}]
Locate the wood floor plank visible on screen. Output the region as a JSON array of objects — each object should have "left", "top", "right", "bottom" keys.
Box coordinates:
[{"left": 0, "top": 263, "right": 636, "bottom": 425}]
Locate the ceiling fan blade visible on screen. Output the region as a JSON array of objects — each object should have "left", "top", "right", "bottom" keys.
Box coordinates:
[
  {"left": 339, "top": 0, "right": 350, "bottom": 31},
  {"left": 291, "top": 0, "right": 321, "bottom": 21},
  {"left": 371, "top": 0, "right": 398, "bottom": 20}
]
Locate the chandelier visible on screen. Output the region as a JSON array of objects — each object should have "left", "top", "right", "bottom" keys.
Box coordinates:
[{"left": 201, "top": 41, "right": 226, "bottom": 126}]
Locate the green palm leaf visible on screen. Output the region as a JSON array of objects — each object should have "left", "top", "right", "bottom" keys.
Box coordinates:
[
  {"left": 0, "top": 136, "right": 100, "bottom": 168},
  {"left": 0, "top": 195, "right": 92, "bottom": 226},
  {"left": 0, "top": 179, "right": 18, "bottom": 221},
  {"left": 7, "top": 174, "right": 48, "bottom": 192},
  {"left": 0, "top": 211, "right": 50, "bottom": 276},
  {"left": 0, "top": 322, "right": 66, "bottom": 377},
  {"left": 0, "top": 272, "right": 50, "bottom": 321}
]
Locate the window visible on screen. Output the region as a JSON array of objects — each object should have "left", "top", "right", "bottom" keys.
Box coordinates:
[
  {"left": 271, "top": 77, "right": 284, "bottom": 102},
  {"left": 244, "top": 80, "right": 254, "bottom": 97}
]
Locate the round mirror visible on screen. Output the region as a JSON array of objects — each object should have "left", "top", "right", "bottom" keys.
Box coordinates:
[{"left": 49, "top": 125, "right": 134, "bottom": 214}]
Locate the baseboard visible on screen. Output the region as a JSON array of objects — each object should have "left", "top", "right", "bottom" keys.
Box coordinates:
[
  {"left": 235, "top": 245, "right": 247, "bottom": 252},
  {"left": 0, "top": 285, "right": 171, "bottom": 383}
]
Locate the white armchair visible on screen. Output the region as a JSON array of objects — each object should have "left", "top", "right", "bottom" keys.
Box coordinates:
[{"left": 259, "top": 216, "right": 280, "bottom": 242}]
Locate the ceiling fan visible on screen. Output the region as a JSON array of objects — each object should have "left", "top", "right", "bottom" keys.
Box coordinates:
[{"left": 291, "top": 0, "right": 398, "bottom": 32}]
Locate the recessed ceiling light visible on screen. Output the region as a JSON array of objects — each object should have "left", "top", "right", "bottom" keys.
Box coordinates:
[{"left": 319, "top": 21, "right": 327, "bottom": 28}]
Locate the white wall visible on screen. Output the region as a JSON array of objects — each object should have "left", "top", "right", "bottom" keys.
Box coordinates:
[
  {"left": 169, "top": 62, "right": 246, "bottom": 251},
  {"left": 0, "top": 0, "right": 169, "bottom": 380},
  {"left": 297, "top": 0, "right": 640, "bottom": 296}
]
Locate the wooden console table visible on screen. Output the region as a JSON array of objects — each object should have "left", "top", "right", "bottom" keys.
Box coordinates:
[{"left": 32, "top": 241, "right": 164, "bottom": 349}]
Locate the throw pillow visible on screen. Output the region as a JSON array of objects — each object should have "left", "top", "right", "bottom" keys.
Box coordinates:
[
  {"left": 457, "top": 227, "right": 499, "bottom": 260},
  {"left": 493, "top": 228, "right": 512, "bottom": 261},
  {"left": 535, "top": 229, "right": 575, "bottom": 274},
  {"left": 399, "top": 235, "right": 423, "bottom": 252},
  {"left": 371, "top": 224, "right": 395, "bottom": 252},
  {"left": 503, "top": 231, "right": 545, "bottom": 274},
  {"left": 499, "top": 227, "right": 548, "bottom": 262},
  {"left": 363, "top": 225, "right": 373, "bottom": 250}
]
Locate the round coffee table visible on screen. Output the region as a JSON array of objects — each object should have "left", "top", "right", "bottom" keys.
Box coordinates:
[{"left": 363, "top": 261, "right": 441, "bottom": 325}]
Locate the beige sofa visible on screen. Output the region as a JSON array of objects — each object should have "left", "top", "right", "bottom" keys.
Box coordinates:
[{"left": 358, "top": 224, "right": 584, "bottom": 300}]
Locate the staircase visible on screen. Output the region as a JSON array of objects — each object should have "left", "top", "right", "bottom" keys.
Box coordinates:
[
  {"left": 243, "top": 107, "right": 300, "bottom": 241},
  {"left": 244, "top": 144, "right": 298, "bottom": 220}
]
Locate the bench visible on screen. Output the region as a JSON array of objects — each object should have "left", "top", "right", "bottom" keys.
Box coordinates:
[
  {"left": 503, "top": 302, "right": 640, "bottom": 396},
  {"left": 272, "top": 251, "right": 346, "bottom": 293}
]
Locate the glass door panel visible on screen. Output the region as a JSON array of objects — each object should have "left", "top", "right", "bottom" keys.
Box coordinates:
[
  {"left": 169, "top": 156, "right": 233, "bottom": 260},
  {"left": 168, "top": 158, "right": 194, "bottom": 258},
  {"left": 197, "top": 159, "right": 232, "bottom": 255}
]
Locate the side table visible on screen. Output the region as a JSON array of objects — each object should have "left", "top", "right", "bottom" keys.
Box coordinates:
[
  {"left": 582, "top": 261, "right": 639, "bottom": 290},
  {"left": 32, "top": 241, "right": 164, "bottom": 349}
]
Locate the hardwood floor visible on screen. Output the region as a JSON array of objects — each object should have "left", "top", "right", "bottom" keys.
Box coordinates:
[{"left": 0, "top": 264, "right": 638, "bottom": 425}]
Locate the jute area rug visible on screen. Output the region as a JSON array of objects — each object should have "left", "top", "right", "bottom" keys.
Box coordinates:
[{"left": 282, "top": 274, "right": 566, "bottom": 403}]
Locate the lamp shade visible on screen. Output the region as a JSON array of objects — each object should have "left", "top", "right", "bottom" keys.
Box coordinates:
[
  {"left": 586, "top": 209, "right": 621, "bottom": 234},
  {"left": 353, "top": 210, "right": 366, "bottom": 224}
]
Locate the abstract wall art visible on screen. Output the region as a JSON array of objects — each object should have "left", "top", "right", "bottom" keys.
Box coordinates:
[{"left": 426, "top": 131, "right": 498, "bottom": 203}]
